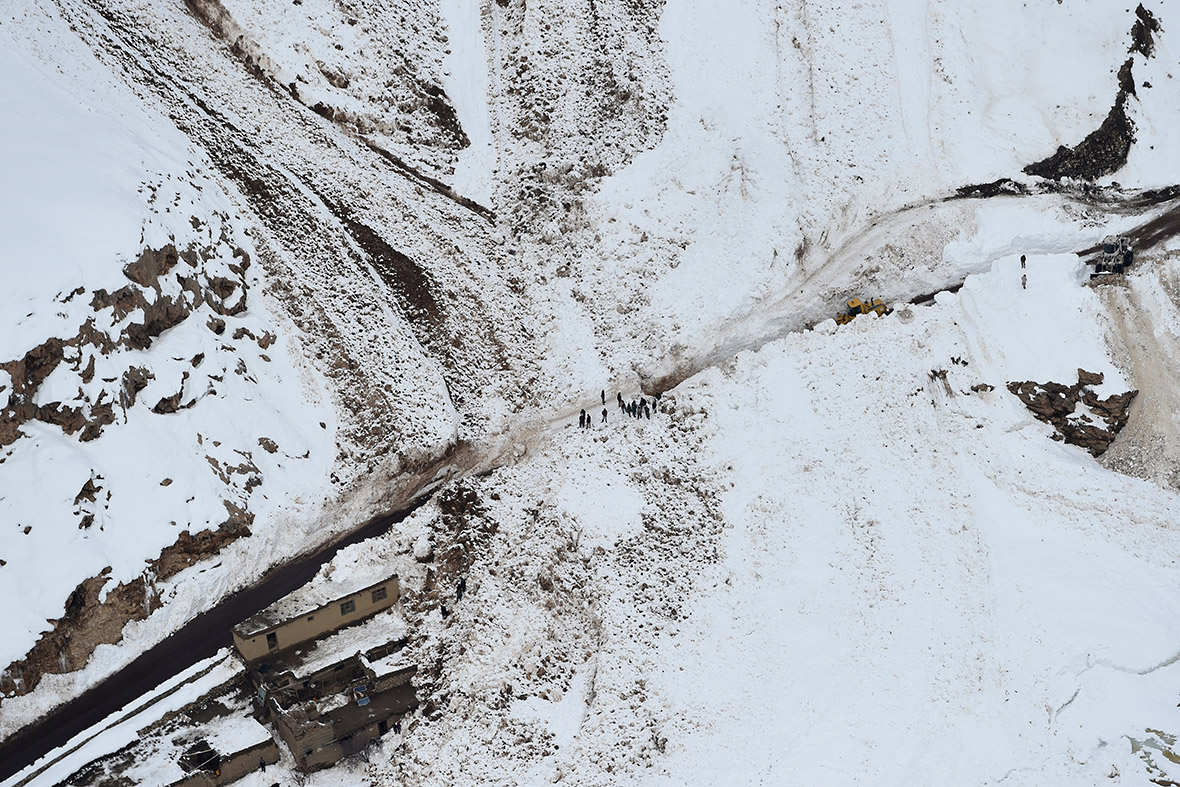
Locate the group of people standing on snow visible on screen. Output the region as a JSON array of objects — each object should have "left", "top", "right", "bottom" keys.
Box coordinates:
[{"left": 578, "top": 389, "right": 662, "bottom": 429}]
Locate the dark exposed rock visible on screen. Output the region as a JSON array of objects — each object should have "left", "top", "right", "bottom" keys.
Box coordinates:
[
  {"left": 206, "top": 276, "right": 245, "bottom": 316},
  {"left": 1, "top": 238, "right": 250, "bottom": 451},
  {"left": 121, "top": 367, "right": 154, "bottom": 409},
  {"left": 36, "top": 402, "right": 87, "bottom": 436},
  {"left": 1023, "top": 6, "right": 1161, "bottom": 183},
  {"left": 152, "top": 393, "right": 182, "bottom": 414},
  {"left": 74, "top": 477, "right": 101, "bottom": 506},
  {"left": 0, "top": 568, "right": 157, "bottom": 699},
  {"left": 80, "top": 354, "right": 96, "bottom": 384},
  {"left": 90, "top": 285, "right": 140, "bottom": 321},
  {"left": 122, "top": 244, "right": 179, "bottom": 288},
  {"left": 1007, "top": 368, "right": 1137, "bottom": 456},
  {"left": 954, "top": 178, "right": 1030, "bottom": 200},
  {"left": 124, "top": 295, "right": 192, "bottom": 350},
  {"left": 1130, "top": 3, "right": 1161, "bottom": 58},
  {"left": 1024, "top": 77, "right": 1135, "bottom": 181},
  {"left": 0, "top": 339, "right": 65, "bottom": 447},
  {"left": 148, "top": 501, "right": 253, "bottom": 578},
  {"left": 80, "top": 401, "right": 117, "bottom": 442}
]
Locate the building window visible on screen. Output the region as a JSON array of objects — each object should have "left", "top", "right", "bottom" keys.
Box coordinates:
[
  {"left": 372, "top": 586, "right": 388, "bottom": 603},
  {"left": 266, "top": 632, "right": 277, "bottom": 650},
  {"left": 341, "top": 599, "right": 356, "bottom": 615}
]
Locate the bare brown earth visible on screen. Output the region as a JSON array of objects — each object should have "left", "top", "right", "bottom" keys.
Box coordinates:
[
  {"left": 1096, "top": 263, "right": 1180, "bottom": 488},
  {"left": 0, "top": 502, "right": 253, "bottom": 698}
]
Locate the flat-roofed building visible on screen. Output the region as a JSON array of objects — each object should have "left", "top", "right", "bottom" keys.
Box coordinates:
[{"left": 232, "top": 573, "right": 399, "bottom": 664}]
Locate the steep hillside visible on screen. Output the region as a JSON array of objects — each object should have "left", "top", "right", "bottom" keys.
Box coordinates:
[
  {"left": 4, "top": 0, "right": 1180, "bottom": 784},
  {"left": 0, "top": 0, "right": 536, "bottom": 732}
]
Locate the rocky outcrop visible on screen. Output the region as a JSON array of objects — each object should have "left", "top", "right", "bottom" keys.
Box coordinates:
[
  {"left": 0, "top": 239, "right": 249, "bottom": 449},
  {"left": 0, "top": 339, "right": 65, "bottom": 447},
  {"left": 122, "top": 244, "right": 179, "bottom": 288},
  {"left": 1007, "top": 369, "right": 1137, "bottom": 456},
  {"left": 1130, "top": 3, "right": 1161, "bottom": 58},
  {"left": 1023, "top": 61, "right": 1135, "bottom": 181},
  {"left": 0, "top": 503, "right": 253, "bottom": 699},
  {"left": 1023, "top": 6, "right": 1161, "bottom": 182}
]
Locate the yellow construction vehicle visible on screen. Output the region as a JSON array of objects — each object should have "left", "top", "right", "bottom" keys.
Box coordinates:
[{"left": 835, "top": 297, "right": 887, "bottom": 325}]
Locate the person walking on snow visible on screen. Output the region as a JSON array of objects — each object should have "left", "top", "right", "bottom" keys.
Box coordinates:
[
  {"left": 579, "top": 409, "right": 586, "bottom": 428},
  {"left": 1020, "top": 254, "right": 1026, "bottom": 269},
  {"left": 601, "top": 390, "right": 606, "bottom": 405},
  {"left": 602, "top": 408, "right": 608, "bottom": 423},
  {"left": 618, "top": 392, "right": 625, "bottom": 410}
]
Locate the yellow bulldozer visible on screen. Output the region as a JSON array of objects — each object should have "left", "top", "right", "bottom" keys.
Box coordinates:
[{"left": 835, "top": 297, "right": 888, "bottom": 325}]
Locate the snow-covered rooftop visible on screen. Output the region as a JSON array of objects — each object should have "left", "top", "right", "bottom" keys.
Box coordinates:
[
  {"left": 233, "top": 563, "right": 398, "bottom": 638},
  {"left": 280, "top": 606, "right": 408, "bottom": 680}
]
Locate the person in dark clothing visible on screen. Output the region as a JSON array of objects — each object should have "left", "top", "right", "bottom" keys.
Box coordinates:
[
  {"left": 618, "top": 392, "right": 625, "bottom": 409},
  {"left": 457, "top": 576, "right": 466, "bottom": 601},
  {"left": 441, "top": 605, "right": 449, "bottom": 618},
  {"left": 393, "top": 720, "right": 401, "bottom": 734},
  {"left": 601, "top": 390, "right": 606, "bottom": 405},
  {"left": 645, "top": 406, "right": 651, "bottom": 419},
  {"left": 601, "top": 408, "right": 607, "bottom": 423},
  {"left": 579, "top": 409, "right": 586, "bottom": 428},
  {"left": 1020, "top": 254, "right": 1026, "bottom": 269}
]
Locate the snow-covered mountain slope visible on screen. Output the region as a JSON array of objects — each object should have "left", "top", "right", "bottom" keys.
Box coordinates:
[
  {"left": 0, "top": 0, "right": 338, "bottom": 699},
  {"left": 294, "top": 254, "right": 1180, "bottom": 787},
  {"left": 0, "top": 0, "right": 533, "bottom": 732},
  {"left": 4, "top": 0, "right": 1180, "bottom": 782},
  {"left": 500, "top": 0, "right": 1180, "bottom": 394}
]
